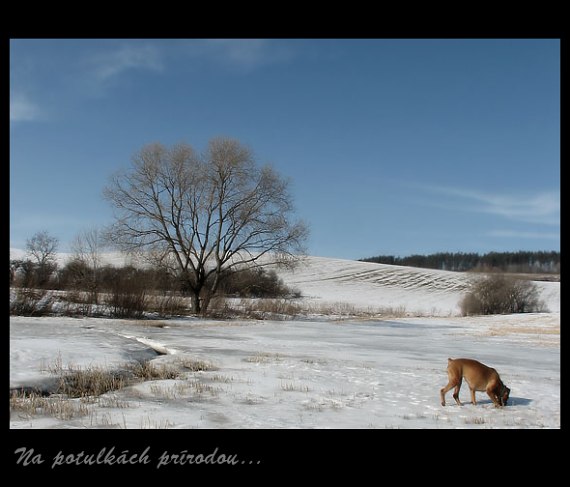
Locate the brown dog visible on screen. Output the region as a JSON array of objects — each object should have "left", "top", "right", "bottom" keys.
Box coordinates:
[{"left": 440, "top": 358, "right": 510, "bottom": 407}]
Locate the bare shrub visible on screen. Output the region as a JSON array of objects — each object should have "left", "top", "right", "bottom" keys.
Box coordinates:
[
  {"left": 219, "top": 267, "right": 299, "bottom": 298},
  {"left": 242, "top": 298, "right": 302, "bottom": 319},
  {"left": 211, "top": 298, "right": 303, "bottom": 320},
  {"left": 107, "top": 269, "right": 148, "bottom": 319},
  {"left": 460, "top": 273, "right": 546, "bottom": 316},
  {"left": 58, "top": 259, "right": 100, "bottom": 303},
  {"left": 10, "top": 288, "right": 54, "bottom": 316},
  {"left": 204, "top": 296, "right": 236, "bottom": 319},
  {"left": 145, "top": 292, "right": 189, "bottom": 317},
  {"left": 109, "top": 290, "right": 147, "bottom": 318}
]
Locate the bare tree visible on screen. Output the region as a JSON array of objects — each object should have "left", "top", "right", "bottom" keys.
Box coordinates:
[
  {"left": 25, "top": 230, "right": 59, "bottom": 287},
  {"left": 26, "top": 230, "right": 59, "bottom": 267},
  {"left": 104, "top": 137, "right": 308, "bottom": 314},
  {"left": 70, "top": 228, "right": 106, "bottom": 302},
  {"left": 72, "top": 228, "right": 106, "bottom": 270}
]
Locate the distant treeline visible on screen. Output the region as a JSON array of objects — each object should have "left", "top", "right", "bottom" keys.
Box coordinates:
[{"left": 359, "top": 251, "right": 560, "bottom": 274}]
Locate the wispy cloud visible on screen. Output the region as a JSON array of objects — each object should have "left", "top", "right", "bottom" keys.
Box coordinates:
[
  {"left": 419, "top": 185, "right": 560, "bottom": 226},
  {"left": 10, "top": 92, "right": 42, "bottom": 122},
  {"left": 488, "top": 230, "right": 560, "bottom": 240},
  {"left": 90, "top": 44, "right": 163, "bottom": 82},
  {"left": 185, "top": 39, "right": 294, "bottom": 71},
  {"left": 205, "top": 39, "right": 268, "bottom": 67}
]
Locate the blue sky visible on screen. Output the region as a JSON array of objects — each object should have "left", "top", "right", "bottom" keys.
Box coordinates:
[{"left": 10, "top": 39, "right": 560, "bottom": 259}]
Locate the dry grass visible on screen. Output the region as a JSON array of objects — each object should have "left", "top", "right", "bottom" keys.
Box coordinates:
[
  {"left": 208, "top": 296, "right": 413, "bottom": 321},
  {"left": 210, "top": 374, "right": 234, "bottom": 383},
  {"left": 149, "top": 382, "right": 190, "bottom": 399},
  {"left": 149, "top": 380, "right": 216, "bottom": 400},
  {"left": 243, "top": 352, "right": 283, "bottom": 363},
  {"left": 40, "top": 355, "right": 127, "bottom": 398},
  {"left": 207, "top": 297, "right": 303, "bottom": 320},
  {"left": 10, "top": 351, "right": 223, "bottom": 426},
  {"left": 139, "top": 417, "right": 175, "bottom": 429},
  {"left": 144, "top": 293, "right": 189, "bottom": 317},
  {"left": 176, "top": 357, "right": 217, "bottom": 372},
  {"left": 280, "top": 381, "right": 310, "bottom": 392},
  {"left": 10, "top": 390, "right": 89, "bottom": 420},
  {"left": 56, "top": 368, "right": 126, "bottom": 398},
  {"left": 127, "top": 361, "right": 180, "bottom": 381},
  {"left": 487, "top": 325, "right": 560, "bottom": 336},
  {"left": 188, "top": 380, "right": 216, "bottom": 394},
  {"left": 463, "top": 416, "right": 487, "bottom": 425}
]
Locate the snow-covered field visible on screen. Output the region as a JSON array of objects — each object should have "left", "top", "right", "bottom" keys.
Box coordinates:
[{"left": 10, "top": 255, "right": 560, "bottom": 429}]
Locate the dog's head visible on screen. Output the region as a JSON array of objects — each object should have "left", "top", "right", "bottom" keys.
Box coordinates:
[{"left": 500, "top": 385, "right": 511, "bottom": 406}]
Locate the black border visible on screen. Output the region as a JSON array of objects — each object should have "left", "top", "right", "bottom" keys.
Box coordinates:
[{"left": 6, "top": 17, "right": 566, "bottom": 478}]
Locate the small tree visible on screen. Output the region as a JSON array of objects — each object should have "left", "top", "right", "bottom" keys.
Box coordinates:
[
  {"left": 25, "top": 230, "right": 59, "bottom": 287},
  {"left": 70, "top": 228, "right": 106, "bottom": 302},
  {"left": 26, "top": 231, "right": 59, "bottom": 267},
  {"left": 104, "top": 137, "right": 308, "bottom": 314}
]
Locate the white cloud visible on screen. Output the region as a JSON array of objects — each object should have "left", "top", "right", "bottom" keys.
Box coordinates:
[
  {"left": 90, "top": 44, "right": 163, "bottom": 82},
  {"left": 205, "top": 39, "right": 268, "bottom": 68},
  {"left": 420, "top": 185, "right": 560, "bottom": 226},
  {"left": 10, "top": 92, "right": 41, "bottom": 122},
  {"left": 185, "top": 39, "right": 293, "bottom": 71}
]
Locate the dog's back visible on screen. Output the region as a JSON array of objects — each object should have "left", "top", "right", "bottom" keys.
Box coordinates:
[{"left": 447, "top": 358, "right": 499, "bottom": 391}]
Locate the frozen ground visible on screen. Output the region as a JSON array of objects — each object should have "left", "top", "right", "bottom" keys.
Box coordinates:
[
  {"left": 9, "top": 253, "right": 560, "bottom": 429},
  {"left": 10, "top": 312, "right": 559, "bottom": 429}
]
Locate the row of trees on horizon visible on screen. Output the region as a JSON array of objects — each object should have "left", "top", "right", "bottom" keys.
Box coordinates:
[{"left": 359, "top": 251, "right": 560, "bottom": 274}]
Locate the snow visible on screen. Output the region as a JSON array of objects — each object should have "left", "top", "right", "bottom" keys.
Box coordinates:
[
  {"left": 278, "top": 256, "right": 560, "bottom": 316},
  {"left": 9, "top": 254, "right": 560, "bottom": 429}
]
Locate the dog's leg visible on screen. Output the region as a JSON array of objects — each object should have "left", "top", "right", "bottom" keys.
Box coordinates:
[
  {"left": 469, "top": 387, "right": 477, "bottom": 405},
  {"left": 486, "top": 386, "right": 502, "bottom": 408},
  {"left": 440, "top": 380, "right": 458, "bottom": 406},
  {"left": 452, "top": 379, "right": 463, "bottom": 406}
]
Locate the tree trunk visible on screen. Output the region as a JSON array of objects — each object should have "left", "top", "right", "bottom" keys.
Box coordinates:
[
  {"left": 189, "top": 292, "right": 201, "bottom": 314},
  {"left": 200, "top": 269, "right": 221, "bottom": 315}
]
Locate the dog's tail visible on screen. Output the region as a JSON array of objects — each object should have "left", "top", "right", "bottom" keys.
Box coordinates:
[{"left": 447, "top": 357, "right": 454, "bottom": 362}]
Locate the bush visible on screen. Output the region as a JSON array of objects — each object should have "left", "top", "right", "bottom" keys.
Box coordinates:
[
  {"left": 106, "top": 267, "right": 148, "bottom": 319},
  {"left": 460, "top": 274, "right": 545, "bottom": 316},
  {"left": 145, "top": 292, "right": 189, "bottom": 317},
  {"left": 218, "top": 267, "right": 298, "bottom": 298},
  {"left": 109, "top": 286, "right": 147, "bottom": 319},
  {"left": 10, "top": 289, "right": 54, "bottom": 316},
  {"left": 11, "top": 259, "right": 58, "bottom": 289}
]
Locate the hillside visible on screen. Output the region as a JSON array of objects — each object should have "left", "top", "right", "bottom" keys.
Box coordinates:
[{"left": 277, "top": 256, "right": 560, "bottom": 316}]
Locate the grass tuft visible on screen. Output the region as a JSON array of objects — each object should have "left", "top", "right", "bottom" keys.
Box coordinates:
[{"left": 127, "top": 361, "right": 180, "bottom": 381}]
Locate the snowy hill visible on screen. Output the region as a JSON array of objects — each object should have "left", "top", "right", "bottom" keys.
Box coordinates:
[{"left": 277, "top": 256, "right": 560, "bottom": 316}]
